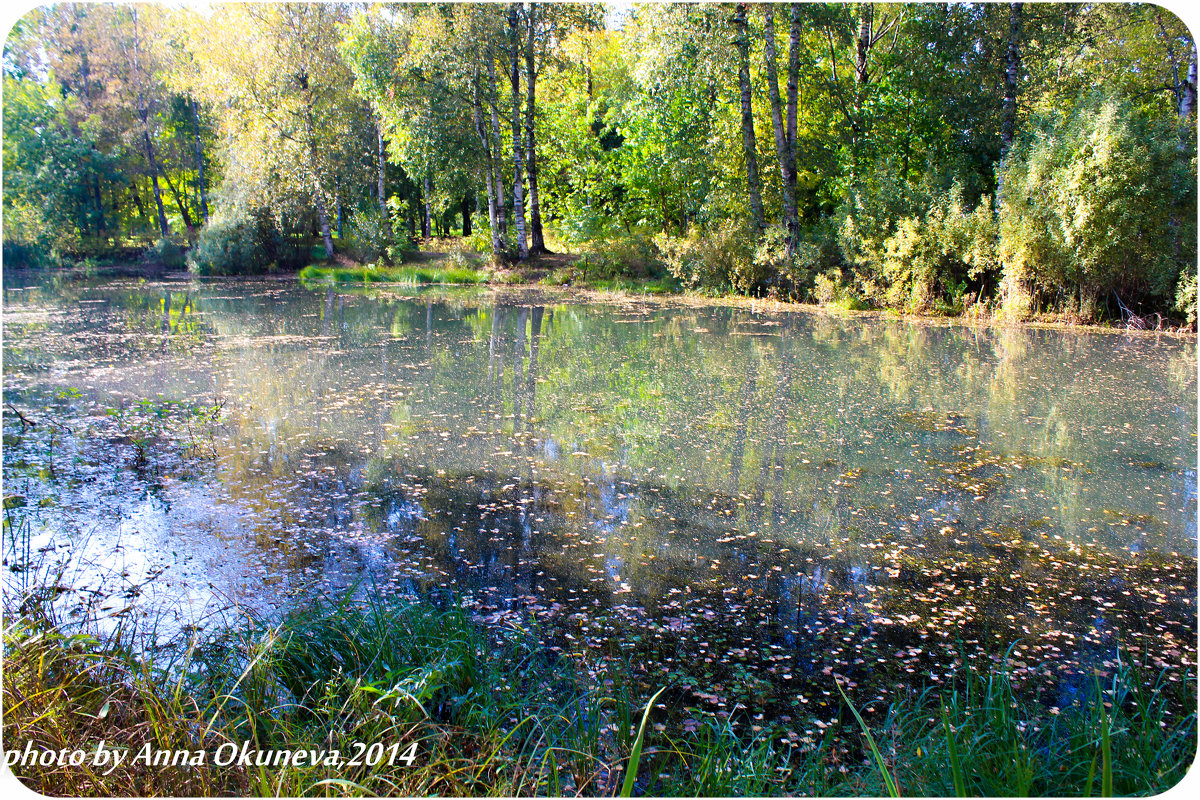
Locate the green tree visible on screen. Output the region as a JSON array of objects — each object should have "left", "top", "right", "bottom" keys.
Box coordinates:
[{"left": 999, "top": 91, "right": 1196, "bottom": 319}]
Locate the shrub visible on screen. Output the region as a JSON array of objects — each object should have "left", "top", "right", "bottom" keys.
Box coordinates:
[
  {"left": 345, "top": 206, "right": 392, "bottom": 263},
  {"left": 658, "top": 220, "right": 763, "bottom": 294},
  {"left": 444, "top": 247, "right": 479, "bottom": 270},
  {"left": 145, "top": 237, "right": 184, "bottom": 269},
  {"left": 1, "top": 238, "right": 59, "bottom": 269},
  {"left": 813, "top": 269, "right": 869, "bottom": 310},
  {"left": 839, "top": 176, "right": 997, "bottom": 313},
  {"left": 187, "top": 209, "right": 280, "bottom": 276},
  {"left": 2, "top": 202, "right": 62, "bottom": 268},
  {"left": 749, "top": 219, "right": 847, "bottom": 301},
  {"left": 576, "top": 233, "right": 661, "bottom": 280},
  {"left": 1175, "top": 271, "right": 1197, "bottom": 329},
  {"left": 463, "top": 224, "right": 492, "bottom": 254},
  {"left": 999, "top": 90, "right": 1195, "bottom": 315}
]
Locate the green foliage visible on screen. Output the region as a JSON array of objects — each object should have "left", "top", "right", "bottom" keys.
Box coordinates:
[
  {"left": 837, "top": 170, "right": 997, "bottom": 313},
  {"left": 813, "top": 270, "right": 869, "bottom": 311},
  {"left": 3, "top": 2, "right": 1195, "bottom": 320},
  {"left": 463, "top": 225, "right": 493, "bottom": 254},
  {"left": 145, "top": 238, "right": 185, "bottom": 269},
  {"left": 658, "top": 220, "right": 765, "bottom": 295},
  {"left": 576, "top": 233, "right": 661, "bottom": 280},
  {"left": 344, "top": 206, "right": 393, "bottom": 264},
  {"left": 298, "top": 264, "right": 482, "bottom": 286},
  {"left": 999, "top": 91, "right": 1196, "bottom": 317},
  {"left": 187, "top": 211, "right": 282, "bottom": 276},
  {"left": 880, "top": 187, "right": 998, "bottom": 313},
  {"left": 1174, "top": 271, "right": 1197, "bottom": 330}
]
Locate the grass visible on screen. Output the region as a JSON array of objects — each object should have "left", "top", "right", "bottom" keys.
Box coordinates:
[
  {"left": 3, "top": 585, "right": 1195, "bottom": 797},
  {"left": 299, "top": 264, "right": 483, "bottom": 286},
  {"left": 538, "top": 267, "right": 680, "bottom": 296}
]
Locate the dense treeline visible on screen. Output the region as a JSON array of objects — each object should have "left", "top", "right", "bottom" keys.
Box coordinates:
[{"left": 3, "top": 3, "right": 1196, "bottom": 325}]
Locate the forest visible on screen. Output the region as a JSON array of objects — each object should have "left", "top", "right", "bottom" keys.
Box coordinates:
[
  {"left": 2, "top": 2, "right": 1197, "bottom": 325},
  {"left": 3, "top": 5, "right": 1199, "bottom": 797}
]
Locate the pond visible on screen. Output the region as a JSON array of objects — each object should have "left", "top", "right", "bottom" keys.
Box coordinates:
[{"left": 3, "top": 277, "right": 1196, "bottom": 725}]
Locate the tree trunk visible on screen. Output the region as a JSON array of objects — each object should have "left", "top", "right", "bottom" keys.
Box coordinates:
[
  {"left": 509, "top": 3, "right": 529, "bottom": 260},
  {"left": 129, "top": 10, "right": 168, "bottom": 239},
  {"left": 1000, "top": 2, "right": 1021, "bottom": 161},
  {"left": 462, "top": 196, "right": 472, "bottom": 236},
  {"left": 855, "top": 4, "right": 872, "bottom": 93},
  {"left": 763, "top": 6, "right": 798, "bottom": 254},
  {"left": 422, "top": 175, "right": 432, "bottom": 240},
  {"left": 1181, "top": 46, "right": 1197, "bottom": 129},
  {"left": 486, "top": 50, "right": 508, "bottom": 241},
  {"left": 142, "top": 126, "right": 170, "bottom": 238},
  {"left": 524, "top": 3, "right": 548, "bottom": 254},
  {"left": 336, "top": 190, "right": 344, "bottom": 239},
  {"left": 786, "top": 4, "right": 802, "bottom": 162},
  {"left": 161, "top": 170, "right": 194, "bottom": 230},
  {"left": 734, "top": 3, "right": 765, "bottom": 234},
  {"left": 996, "top": 2, "right": 1022, "bottom": 206},
  {"left": 313, "top": 175, "right": 335, "bottom": 258},
  {"left": 473, "top": 68, "right": 504, "bottom": 255},
  {"left": 92, "top": 173, "right": 106, "bottom": 237},
  {"left": 191, "top": 98, "right": 209, "bottom": 225},
  {"left": 131, "top": 181, "right": 148, "bottom": 227},
  {"left": 377, "top": 120, "right": 391, "bottom": 238},
  {"left": 137, "top": 92, "right": 169, "bottom": 239}
]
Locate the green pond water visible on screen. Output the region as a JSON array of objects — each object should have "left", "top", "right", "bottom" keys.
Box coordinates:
[{"left": 3, "top": 278, "right": 1196, "bottom": 723}]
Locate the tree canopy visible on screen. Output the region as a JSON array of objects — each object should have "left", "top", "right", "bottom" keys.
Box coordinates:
[{"left": 3, "top": 2, "right": 1195, "bottom": 323}]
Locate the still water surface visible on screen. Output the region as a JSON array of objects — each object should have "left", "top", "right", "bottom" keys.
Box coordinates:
[{"left": 3, "top": 279, "right": 1195, "bottom": 718}]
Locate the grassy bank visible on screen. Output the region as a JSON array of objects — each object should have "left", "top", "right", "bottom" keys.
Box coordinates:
[
  {"left": 3, "top": 592, "right": 1194, "bottom": 797},
  {"left": 299, "top": 264, "right": 484, "bottom": 286}
]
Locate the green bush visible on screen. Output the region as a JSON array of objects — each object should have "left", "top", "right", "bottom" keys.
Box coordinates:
[
  {"left": 1, "top": 238, "right": 59, "bottom": 269},
  {"left": 187, "top": 209, "right": 281, "bottom": 276},
  {"left": 837, "top": 171, "right": 997, "bottom": 313},
  {"left": 2, "top": 202, "right": 62, "bottom": 268},
  {"left": 145, "top": 237, "right": 184, "bottom": 269},
  {"left": 658, "top": 220, "right": 764, "bottom": 294},
  {"left": 813, "top": 269, "right": 869, "bottom": 310},
  {"left": 879, "top": 186, "right": 997, "bottom": 313},
  {"left": 573, "top": 232, "right": 661, "bottom": 281},
  {"left": 463, "top": 223, "right": 492, "bottom": 254},
  {"left": 999, "top": 91, "right": 1196, "bottom": 316},
  {"left": 1175, "top": 271, "right": 1197, "bottom": 329},
  {"left": 344, "top": 206, "right": 392, "bottom": 263},
  {"left": 751, "top": 224, "right": 841, "bottom": 300}
]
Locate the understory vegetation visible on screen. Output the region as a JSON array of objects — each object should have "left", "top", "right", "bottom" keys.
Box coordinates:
[
  {"left": 3, "top": 590, "right": 1194, "bottom": 797},
  {"left": 298, "top": 263, "right": 484, "bottom": 287},
  {"left": 3, "top": 4, "right": 1195, "bottom": 327}
]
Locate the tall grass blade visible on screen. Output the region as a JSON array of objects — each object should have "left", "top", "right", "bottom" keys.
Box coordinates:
[
  {"left": 620, "top": 686, "right": 667, "bottom": 798},
  {"left": 836, "top": 677, "right": 900, "bottom": 797},
  {"left": 1100, "top": 688, "right": 1112, "bottom": 797},
  {"left": 941, "top": 702, "right": 965, "bottom": 796}
]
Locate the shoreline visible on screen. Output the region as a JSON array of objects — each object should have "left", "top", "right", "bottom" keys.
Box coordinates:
[{"left": 5, "top": 263, "right": 1196, "bottom": 341}]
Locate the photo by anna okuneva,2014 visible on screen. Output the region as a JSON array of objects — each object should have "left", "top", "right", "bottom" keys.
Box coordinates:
[{"left": 1, "top": 1, "right": 1198, "bottom": 797}]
